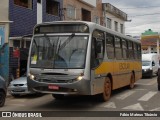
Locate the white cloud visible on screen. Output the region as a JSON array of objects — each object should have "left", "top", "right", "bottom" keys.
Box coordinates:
[{"left": 102, "top": 0, "right": 160, "bottom": 36}]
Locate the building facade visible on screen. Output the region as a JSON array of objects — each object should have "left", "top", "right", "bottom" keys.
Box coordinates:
[
  {"left": 141, "top": 29, "right": 160, "bottom": 54},
  {"left": 0, "top": 0, "right": 10, "bottom": 82},
  {"left": 102, "top": 3, "right": 128, "bottom": 34},
  {"left": 62, "top": 0, "right": 103, "bottom": 25},
  {"left": 8, "top": 0, "right": 63, "bottom": 80}
]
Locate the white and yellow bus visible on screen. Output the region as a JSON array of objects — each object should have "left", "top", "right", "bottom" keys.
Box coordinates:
[{"left": 27, "top": 21, "right": 142, "bottom": 101}]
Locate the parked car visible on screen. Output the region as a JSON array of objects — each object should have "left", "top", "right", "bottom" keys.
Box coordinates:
[
  {"left": 8, "top": 76, "right": 35, "bottom": 97},
  {"left": 0, "top": 75, "right": 7, "bottom": 107},
  {"left": 142, "top": 53, "right": 159, "bottom": 77}
]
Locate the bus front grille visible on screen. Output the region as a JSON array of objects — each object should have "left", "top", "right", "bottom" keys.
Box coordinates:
[
  {"left": 37, "top": 79, "right": 76, "bottom": 83},
  {"left": 34, "top": 86, "right": 75, "bottom": 93}
]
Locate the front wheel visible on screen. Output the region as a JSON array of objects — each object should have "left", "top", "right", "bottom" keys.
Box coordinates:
[
  {"left": 99, "top": 77, "right": 112, "bottom": 102},
  {"left": 0, "top": 91, "right": 6, "bottom": 107}
]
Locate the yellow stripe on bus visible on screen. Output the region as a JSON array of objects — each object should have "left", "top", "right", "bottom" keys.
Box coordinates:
[{"left": 95, "top": 61, "right": 142, "bottom": 75}]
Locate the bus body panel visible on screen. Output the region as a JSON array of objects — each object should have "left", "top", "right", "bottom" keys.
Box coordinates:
[{"left": 27, "top": 21, "right": 142, "bottom": 97}]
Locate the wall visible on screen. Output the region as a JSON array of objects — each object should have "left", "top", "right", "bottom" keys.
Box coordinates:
[
  {"left": 105, "top": 12, "right": 125, "bottom": 33},
  {"left": 9, "top": 0, "right": 37, "bottom": 37},
  {"left": 79, "top": 0, "right": 96, "bottom": 7},
  {"left": 63, "top": 0, "right": 102, "bottom": 25},
  {"left": 0, "top": 0, "right": 9, "bottom": 21},
  {"left": 0, "top": 0, "right": 9, "bottom": 81}
]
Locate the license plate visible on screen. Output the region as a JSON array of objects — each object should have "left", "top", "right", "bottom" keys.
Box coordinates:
[{"left": 48, "top": 85, "right": 59, "bottom": 90}]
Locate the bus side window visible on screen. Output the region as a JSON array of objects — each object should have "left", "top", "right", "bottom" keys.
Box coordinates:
[
  {"left": 91, "top": 31, "right": 104, "bottom": 69},
  {"left": 106, "top": 34, "right": 115, "bottom": 59},
  {"left": 91, "top": 38, "right": 99, "bottom": 68}
]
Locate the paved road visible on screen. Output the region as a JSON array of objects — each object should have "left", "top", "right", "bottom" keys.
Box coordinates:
[{"left": 0, "top": 76, "right": 160, "bottom": 119}]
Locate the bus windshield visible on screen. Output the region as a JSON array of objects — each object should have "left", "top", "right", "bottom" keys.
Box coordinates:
[
  {"left": 142, "top": 61, "right": 151, "bottom": 66},
  {"left": 30, "top": 35, "right": 88, "bottom": 69}
]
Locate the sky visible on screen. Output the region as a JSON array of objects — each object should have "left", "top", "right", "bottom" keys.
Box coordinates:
[{"left": 102, "top": 0, "right": 160, "bottom": 36}]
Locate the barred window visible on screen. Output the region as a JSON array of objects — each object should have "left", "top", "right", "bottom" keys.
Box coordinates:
[
  {"left": 14, "top": 0, "right": 32, "bottom": 9},
  {"left": 67, "top": 5, "right": 76, "bottom": 19},
  {"left": 46, "top": 0, "right": 59, "bottom": 16}
]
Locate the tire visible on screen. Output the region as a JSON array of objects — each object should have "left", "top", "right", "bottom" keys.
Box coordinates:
[
  {"left": 11, "top": 94, "right": 20, "bottom": 98},
  {"left": 0, "top": 91, "right": 6, "bottom": 107},
  {"left": 129, "top": 72, "right": 135, "bottom": 89},
  {"left": 158, "top": 85, "right": 160, "bottom": 91},
  {"left": 52, "top": 94, "right": 64, "bottom": 100},
  {"left": 99, "top": 77, "right": 112, "bottom": 102}
]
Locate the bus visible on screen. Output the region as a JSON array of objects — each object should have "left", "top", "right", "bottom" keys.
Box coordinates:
[{"left": 27, "top": 21, "right": 142, "bottom": 101}]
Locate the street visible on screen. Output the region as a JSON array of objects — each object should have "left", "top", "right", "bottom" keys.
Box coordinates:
[{"left": 1, "top": 76, "right": 159, "bottom": 113}]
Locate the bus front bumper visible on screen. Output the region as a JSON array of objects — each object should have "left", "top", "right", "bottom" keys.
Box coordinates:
[{"left": 27, "top": 77, "right": 91, "bottom": 95}]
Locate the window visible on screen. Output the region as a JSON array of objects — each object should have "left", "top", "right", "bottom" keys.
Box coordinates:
[
  {"left": 67, "top": 5, "right": 76, "bottom": 19},
  {"left": 91, "top": 30, "right": 105, "bottom": 69},
  {"left": 107, "top": 18, "right": 112, "bottom": 29},
  {"left": 14, "top": 0, "right": 32, "bottom": 9},
  {"left": 106, "top": 33, "right": 114, "bottom": 59},
  {"left": 122, "top": 39, "right": 128, "bottom": 59},
  {"left": 128, "top": 41, "right": 134, "bottom": 59},
  {"left": 120, "top": 24, "right": 124, "bottom": 34},
  {"left": 114, "top": 21, "right": 118, "bottom": 32},
  {"left": 37, "top": 0, "right": 41, "bottom": 3},
  {"left": 13, "top": 40, "right": 20, "bottom": 48},
  {"left": 46, "top": 0, "right": 59, "bottom": 16},
  {"left": 115, "top": 37, "right": 122, "bottom": 59},
  {"left": 26, "top": 41, "right": 31, "bottom": 48},
  {"left": 137, "top": 44, "right": 141, "bottom": 59},
  {"left": 94, "top": 16, "right": 100, "bottom": 24}
]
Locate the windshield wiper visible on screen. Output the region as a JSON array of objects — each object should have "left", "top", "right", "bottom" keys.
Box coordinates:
[{"left": 59, "top": 33, "right": 75, "bottom": 50}]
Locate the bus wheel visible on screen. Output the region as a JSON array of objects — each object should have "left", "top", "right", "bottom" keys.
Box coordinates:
[
  {"left": 52, "top": 94, "right": 64, "bottom": 100},
  {"left": 129, "top": 73, "right": 135, "bottom": 89},
  {"left": 158, "top": 85, "right": 160, "bottom": 91},
  {"left": 100, "top": 77, "right": 111, "bottom": 102}
]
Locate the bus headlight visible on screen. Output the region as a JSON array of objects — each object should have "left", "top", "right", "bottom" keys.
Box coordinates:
[
  {"left": 77, "top": 76, "right": 83, "bottom": 81},
  {"left": 29, "top": 74, "right": 36, "bottom": 80}
]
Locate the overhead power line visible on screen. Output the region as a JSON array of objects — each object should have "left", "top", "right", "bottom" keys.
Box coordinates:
[
  {"left": 126, "top": 21, "right": 160, "bottom": 28},
  {"left": 120, "top": 5, "right": 160, "bottom": 9},
  {"left": 129, "top": 12, "right": 160, "bottom": 17}
]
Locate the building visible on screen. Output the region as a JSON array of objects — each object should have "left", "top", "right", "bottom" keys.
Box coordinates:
[
  {"left": 1, "top": 0, "right": 63, "bottom": 81},
  {"left": 0, "top": 0, "right": 11, "bottom": 82},
  {"left": 62, "top": 0, "right": 103, "bottom": 25},
  {"left": 141, "top": 29, "right": 160, "bottom": 54},
  {"left": 102, "top": 3, "right": 128, "bottom": 34}
]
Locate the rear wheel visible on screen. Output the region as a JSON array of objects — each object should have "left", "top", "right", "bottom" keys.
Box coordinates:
[
  {"left": 99, "top": 77, "right": 111, "bottom": 102},
  {"left": 129, "top": 72, "right": 135, "bottom": 89},
  {"left": 0, "top": 91, "right": 6, "bottom": 107},
  {"left": 52, "top": 94, "right": 64, "bottom": 100}
]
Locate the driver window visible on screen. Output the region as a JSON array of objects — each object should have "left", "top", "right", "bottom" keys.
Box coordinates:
[{"left": 91, "top": 30, "right": 104, "bottom": 69}]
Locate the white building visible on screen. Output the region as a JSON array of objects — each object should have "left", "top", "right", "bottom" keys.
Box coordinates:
[{"left": 102, "top": 3, "right": 128, "bottom": 34}]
